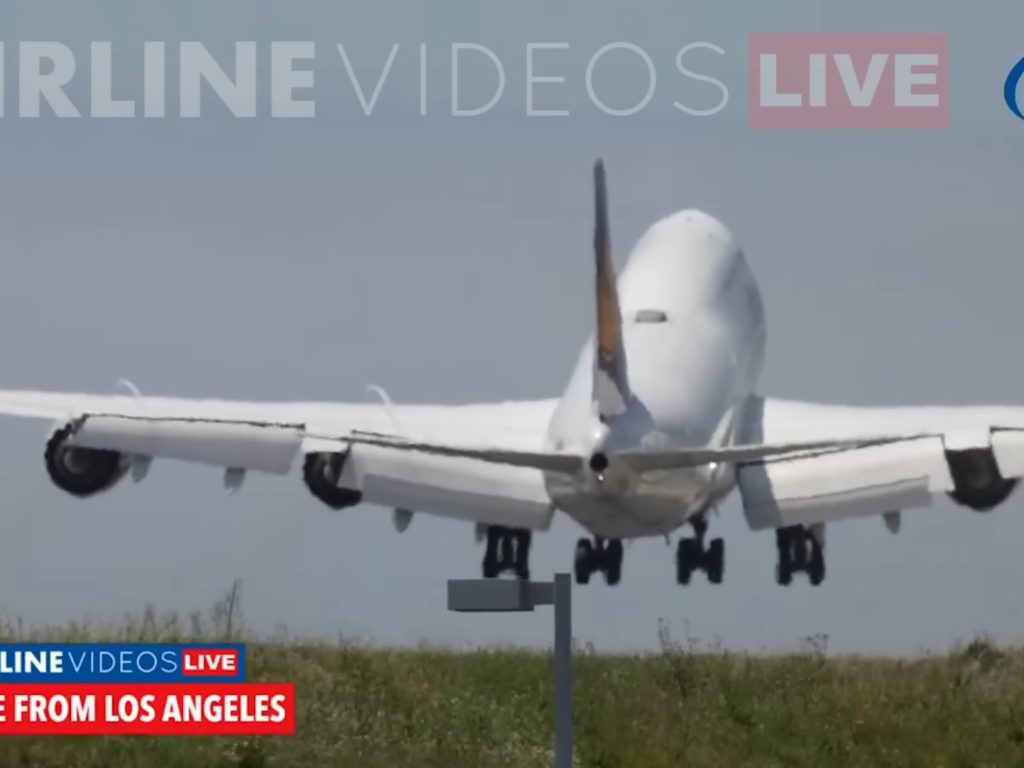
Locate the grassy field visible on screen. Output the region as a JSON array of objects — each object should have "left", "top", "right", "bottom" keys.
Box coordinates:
[{"left": 0, "top": 586, "right": 1021, "bottom": 768}]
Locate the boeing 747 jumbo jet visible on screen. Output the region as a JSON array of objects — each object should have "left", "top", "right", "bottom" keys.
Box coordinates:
[{"left": 2, "top": 160, "right": 1023, "bottom": 587}]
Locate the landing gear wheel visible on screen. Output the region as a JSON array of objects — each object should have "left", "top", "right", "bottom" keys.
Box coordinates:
[
  {"left": 775, "top": 528, "right": 792, "bottom": 586},
  {"left": 706, "top": 538, "right": 725, "bottom": 584},
  {"left": 480, "top": 527, "right": 531, "bottom": 580},
  {"left": 808, "top": 540, "right": 825, "bottom": 586},
  {"left": 483, "top": 528, "right": 500, "bottom": 579},
  {"left": 604, "top": 539, "right": 623, "bottom": 586},
  {"left": 775, "top": 560, "right": 792, "bottom": 586},
  {"left": 513, "top": 530, "right": 532, "bottom": 581},
  {"left": 483, "top": 554, "right": 500, "bottom": 579},
  {"left": 574, "top": 537, "right": 623, "bottom": 585},
  {"left": 676, "top": 538, "right": 696, "bottom": 585},
  {"left": 675, "top": 513, "right": 725, "bottom": 585},
  {"left": 574, "top": 538, "right": 594, "bottom": 585},
  {"left": 775, "top": 526, "right": 825, "bottom": 586}
]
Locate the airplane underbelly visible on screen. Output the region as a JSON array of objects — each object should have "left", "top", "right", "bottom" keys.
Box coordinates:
[{"left": 544, "top": 464, "right": 713, "bottom": 538}]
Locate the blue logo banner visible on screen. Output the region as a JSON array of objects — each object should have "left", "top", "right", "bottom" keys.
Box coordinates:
[{"left": 0, "top": 643, "right": 245, "bottom": 683}]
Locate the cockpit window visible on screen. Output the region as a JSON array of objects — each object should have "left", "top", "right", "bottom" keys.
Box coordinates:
[{"left": 634, "top": 309, "right": 667, "bottom": 323}]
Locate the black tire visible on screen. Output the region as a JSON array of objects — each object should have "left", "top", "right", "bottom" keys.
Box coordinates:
[
  {"left": 514, "top": 531, "right": 532, "bottom": 581},
  {"left": 483, "top": 529, "right": 500, "bottom": 578},
  {"left": 707, "top": 538, "right": 725, "bottom": 584},
  {"left": 482, "top": 553, "right": 500, "bottom": 579},
  {"left": 808, "top": 543, "right": 825, "bottom": 586},
  {"left": 604, "top": 539, "right": 623, "bottom": 586},
  {"left": 574, "top": 538, "right": 593, "bottom": 585},
  {"left": 676, "top": 539, "right": 695, "bottom": 585},
  {"left": 775, "top": 560, "right": 792, "bottom": 586},
  {"left": 604, "top": 559, "right": 621, "bottom": 586}
]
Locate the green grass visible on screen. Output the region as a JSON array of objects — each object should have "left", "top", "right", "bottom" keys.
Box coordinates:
[{"left": 0, "top": 586, "right": 1021, "bottom": 767}]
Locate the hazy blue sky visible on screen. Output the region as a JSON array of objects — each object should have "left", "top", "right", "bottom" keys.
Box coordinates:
[{"left": 0, "top": 1, "right": 1022, "bottom": 654}]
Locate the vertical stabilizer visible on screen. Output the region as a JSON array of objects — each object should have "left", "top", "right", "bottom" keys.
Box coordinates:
[{"left": 592, "top": 159, "right": 631, "bottom": 421}]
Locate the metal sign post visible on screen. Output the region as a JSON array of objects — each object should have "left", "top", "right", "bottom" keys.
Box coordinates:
[
  {"left": 447, "top": 573, "right": 574, "bottom": 768},
  {"left": 551, "top": 573, "right": 573, "bottom": 768}
]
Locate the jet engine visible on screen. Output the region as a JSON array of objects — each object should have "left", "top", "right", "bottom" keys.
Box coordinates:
[
  {"left": 303, "top": 451, "right": 362, "bottom": 510},
  {"left": 44, "top": 423, "right": 130, "bottom": 497},
  {"left": 945, "top": 448, "right": 1018, "bottom": 512}
]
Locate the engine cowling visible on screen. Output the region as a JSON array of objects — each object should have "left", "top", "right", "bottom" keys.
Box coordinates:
[
  {"left": 303, "top": 451, "right": 362, "bottom": 510},
  {"left": 45, "top": 423, "right": 130, "bottom": 497},
  {"left": 946, "top": 448, "right": 1019, "bottom": 512}
]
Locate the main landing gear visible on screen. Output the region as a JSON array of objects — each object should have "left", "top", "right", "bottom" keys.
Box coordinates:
[
  {"left": 481, "top": 526, "right": 532, "bottom": 580},
  {"left": 776, "top": 525, "right": 825, "bottom": 586},
  {"left": 574, "top": 537, "right": 624, "bottom": 585},
  {"left": 676, "top": 515, "right": 724, "bottom": 585}
]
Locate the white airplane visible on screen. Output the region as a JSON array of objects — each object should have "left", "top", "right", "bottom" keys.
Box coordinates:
[{"left": 2, "top": 160, "right": 1022, "bottom": 587}]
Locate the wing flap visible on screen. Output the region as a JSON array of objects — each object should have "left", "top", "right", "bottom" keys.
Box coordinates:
[
  {"left": 349, "top": 444, "right": 556, "bottom": 530},
  {"left": 736, "top": 436, "right": 952, "bottom": 530},
  {"left": 294, "top": 432, "right": 558, "bottom": 530}
]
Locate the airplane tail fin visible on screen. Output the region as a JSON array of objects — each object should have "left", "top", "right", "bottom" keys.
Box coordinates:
[{"left": 591, "top": 159, "right": 631, "bottom": 421}]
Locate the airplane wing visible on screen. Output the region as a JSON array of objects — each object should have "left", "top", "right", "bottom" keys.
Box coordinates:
[
  {"left": 9, "top": 386, "right": 1023, "bottom": 535},
  {"left": 731, "top": 395, "right": 1024, "bottom": 530},
  {"left": 0, "top": 389, "right": 562, "bottom": 532}
]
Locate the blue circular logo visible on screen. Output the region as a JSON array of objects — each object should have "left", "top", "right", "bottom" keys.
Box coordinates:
[{"left": 1005, "top": 56, "right": 1024, "bottom": 120}]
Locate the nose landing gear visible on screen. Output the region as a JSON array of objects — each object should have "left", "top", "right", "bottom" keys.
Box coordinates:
[{"left": 574, "top": 537, "right": 624, "bottom": 585}]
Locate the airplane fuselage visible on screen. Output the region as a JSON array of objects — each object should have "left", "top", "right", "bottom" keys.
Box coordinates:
[{"left": 544, "top": 209, "right": 767, "bottom": 538}]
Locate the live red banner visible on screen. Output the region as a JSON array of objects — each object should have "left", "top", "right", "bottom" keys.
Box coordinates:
[{"left": 0, "top": 683, "right": 295, "bottom": 735}]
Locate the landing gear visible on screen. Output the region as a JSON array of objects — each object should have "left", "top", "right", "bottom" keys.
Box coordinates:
[
  {"left": 574, "top": 537, "right": 624, "bottom": 585},
  {"left": 776, "top": 525, "right": 825, "bottom": 586},
  {"left": 675, "top": 515, "right": 725, "bottom": 585},
  {"left": 482, "top": 526, "right": 531, "bottom": 580}
]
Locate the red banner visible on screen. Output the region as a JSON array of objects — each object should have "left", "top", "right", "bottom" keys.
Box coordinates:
[{"left": 0, "top": 683, "right": 295, "bottom": 735}]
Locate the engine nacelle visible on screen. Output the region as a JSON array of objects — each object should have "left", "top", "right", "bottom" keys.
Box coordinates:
[
  {"left": 45, "top": 423, "right": 130, "bottom": 497},
  {"left": 303, "top": 451, "right": 362, "bottom": 510},
  {"left": 945, "top": 448, "right": 1019, "bottom": 512}
]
